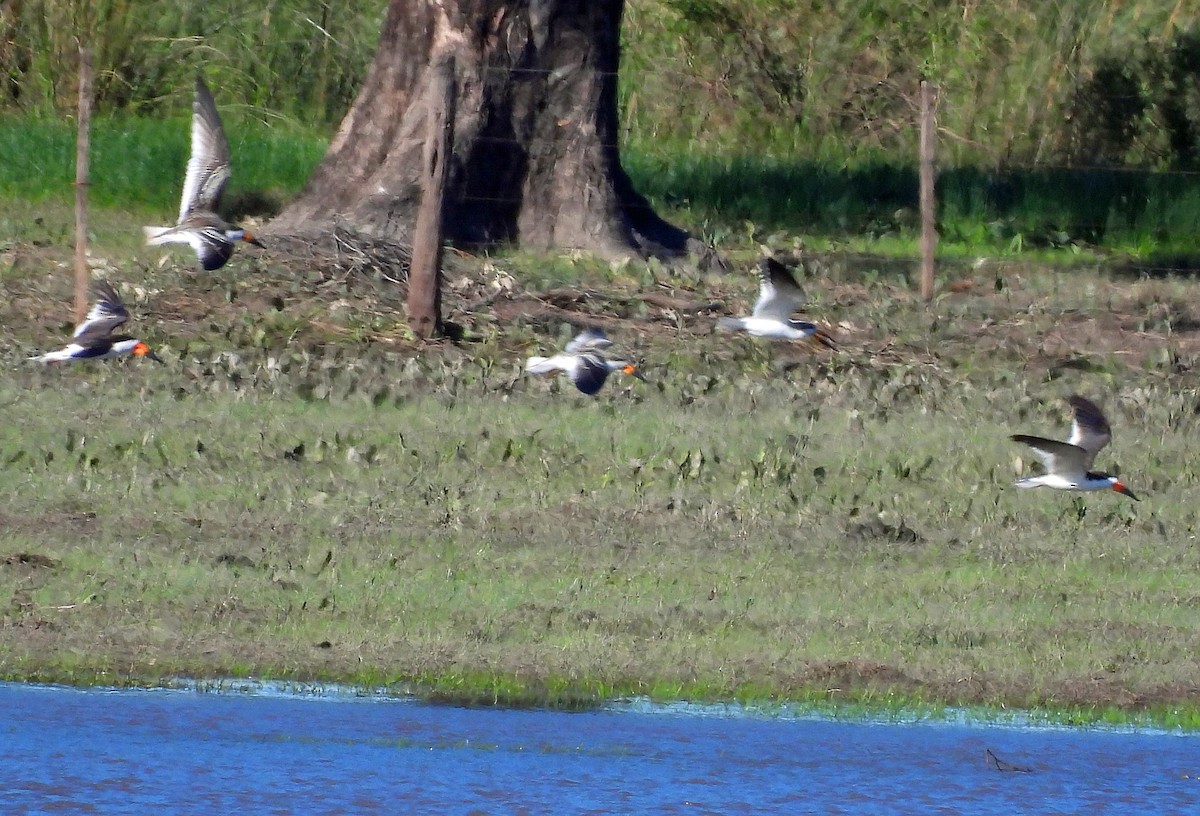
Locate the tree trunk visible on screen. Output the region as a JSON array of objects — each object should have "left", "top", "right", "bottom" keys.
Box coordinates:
[{"left": 270, "top": 0, "right": 688, "bottom": 260}]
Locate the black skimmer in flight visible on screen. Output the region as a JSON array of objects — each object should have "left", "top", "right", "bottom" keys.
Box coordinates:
[
  {"left": 1011, "top": 395, "right": 1138, "bottom": 500},
  {"left": 32, "top": 281, "right": 163, "bottom": 364},
  {"left": 717, "top": 257, "right": 835, "bottom": 347},
  {"left": 143, "top": 75, "right": 264, "bottom": 271},
  {"left": 525, "top": 328, "right": 645, "bottom": 395}
]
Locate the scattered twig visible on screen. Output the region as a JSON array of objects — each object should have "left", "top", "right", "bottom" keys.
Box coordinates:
[
  {"left": 262, "top": 224, "right": 414, "bottom": 288},
  {"left": 986, "top": 748, "right": 1033, "bottom": 773}
]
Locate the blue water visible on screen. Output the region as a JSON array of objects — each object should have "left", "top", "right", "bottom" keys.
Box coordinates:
[{"left": 1, "top": 683, "right": 1198, "bottom": 815}]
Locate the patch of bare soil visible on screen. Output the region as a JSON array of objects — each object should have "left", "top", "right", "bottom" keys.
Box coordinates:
[
  {"left": 794, "top": 660, "right": 925, "bottom": 696},
  {"left": 1, "top": 552, "right": 60, "bottom": 569},
  {"left": 783, "top": 660, "right": 1200, "bottom": 712},
  {"left": 0, "top": 511, "right": 97, "bottom": 543}
]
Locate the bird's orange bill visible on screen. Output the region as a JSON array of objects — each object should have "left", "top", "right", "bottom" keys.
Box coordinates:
[
  {"left": 623, "top": 364, "right": 647, "bottom": 382},
  {"left": 133, "top": 342, "right": 164, "bottom": 364},
  {"left": 242, "top": 232, "right": 265, "bottom": 248},
  {"left": 805, "top": 328, "right": 837, "bottom": 350},
  {"left": 1112, "top": 481, "right": 1139, "bottom": 501}
]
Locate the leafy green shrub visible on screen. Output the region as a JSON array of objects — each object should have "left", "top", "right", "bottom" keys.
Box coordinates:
[{"left": 1065, "top": 27, "right": 1200, "bottom": 169}]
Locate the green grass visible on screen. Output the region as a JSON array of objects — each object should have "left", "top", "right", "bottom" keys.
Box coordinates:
[
  {"left": 5, "top": 114, "right": 1199, "bottom": 263},
  {"left": 3, "top": 244, "right": 1200, "bottom": 727},
  {"left": 623, "top": 149, "right": 1200, "bottom": 260},
  {"left": 0, "top": 115, "right": 327, "bottom": 216},
  {"left": 2, "top": 0, "right": 385, "bottom": 121}
]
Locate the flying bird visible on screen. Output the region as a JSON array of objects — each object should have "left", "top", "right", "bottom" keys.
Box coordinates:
[
  {"left": 717, "top": 257, "right": 835, "bottom": 347},
  {"left": 31, "top": 281, "right": 163, "bottom": 364},
  {"left": 143, "top": 75, "right": 264, "bottom": 270},
  {"left": 525, "top": 328, "right": 645, "bottom": 395},
  {"left": 1010, "top": 395, "right": 1138, "bottom": 500}
]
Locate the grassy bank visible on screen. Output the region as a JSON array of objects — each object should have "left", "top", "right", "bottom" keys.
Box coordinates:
[{"left": 3, "top": 211, "right": 1200, "bottom": 727}]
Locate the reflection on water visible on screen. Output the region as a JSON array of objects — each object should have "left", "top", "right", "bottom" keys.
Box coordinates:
[{"left": 2, "top": 682, "right": 1198, "bottom": 815}]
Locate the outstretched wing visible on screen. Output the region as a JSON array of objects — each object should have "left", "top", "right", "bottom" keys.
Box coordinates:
[
  {"left": 565, "top": 327, "right": 613, "bottom": 353},
  {"left": 72, "top": 281, "right": 129, "bottom": 345},
  {"left": 525, "top": 355, "right": 560, "bottom": 375},
  {"left": 1065, "top": 395, "right": 1111, "bottom": 468},
  {"left": 1010, "top": 434, "right": 1091, "bottom": 477},
  {"left": 750, "top": 257, "right": 807, "bottom": 322},
  {"left": 569, "top": 353, "right": 610, "bottom": 395},
  {"left": 179, "top": 75, "right": 232, "bottom": 220}
]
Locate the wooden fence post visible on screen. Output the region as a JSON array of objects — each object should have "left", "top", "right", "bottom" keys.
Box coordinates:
[
  {"left": 74, "top": 42, "right": 94, "bottom": 322},
  {"left": 406, "top": 55, "right": 455, "bottom": 340},
  {"left": 918, "top": 80, "right": 939, "bottom": 302}
]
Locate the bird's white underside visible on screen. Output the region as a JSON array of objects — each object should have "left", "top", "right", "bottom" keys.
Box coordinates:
[
  {"left": 1014, "top": 473, "right": 1115, "bottom": 491},
  {"left": 32, "top": 338, "right": 140, "bottom": 363},
  {"left": 719, "top": 317, "right": 818, "bottom": 340}
]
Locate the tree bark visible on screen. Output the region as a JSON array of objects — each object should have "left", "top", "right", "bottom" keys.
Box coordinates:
[{"left": 270, "top": 0, "right": 688, "bottom": 261}]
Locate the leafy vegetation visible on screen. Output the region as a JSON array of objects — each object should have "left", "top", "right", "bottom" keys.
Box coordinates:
[
  {"left": 4, "top": 2, "right": 1199, "bottom": 259},
  {"left": 622, "top": 0, "right": 1200, "bottom": 168}
]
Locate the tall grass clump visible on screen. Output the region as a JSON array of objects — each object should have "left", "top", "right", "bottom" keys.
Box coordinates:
[
  {"left": 0, "top": 0, "right": 385, "bottom": 122},
  {"left": 5, "top": 0, "right": 1193, "bottom": 169},
  {"left": 620, "top": 0, "right": 1195, "bottom": 168}
]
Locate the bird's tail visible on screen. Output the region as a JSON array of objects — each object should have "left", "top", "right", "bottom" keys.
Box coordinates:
[
  {"left": 525, "top": 356, "right": 556, "bottom": 374},
  {"left": 716, "top": 317, "right": 747, "bottom": 332},
  {"left": 29, "top": 349, "right": 70, "bottom": 364},
  {"left": 143, "top": 225, "right": 174, "bottom": 245}
]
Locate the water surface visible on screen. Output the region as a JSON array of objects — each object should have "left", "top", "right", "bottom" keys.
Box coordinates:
[{"left": 2, "top": 682, "right": 1198, "bottom": 814}]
